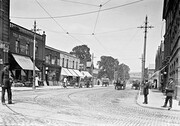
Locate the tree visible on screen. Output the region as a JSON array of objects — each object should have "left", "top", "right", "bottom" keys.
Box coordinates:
[
  {"left": 70, "top": 45, "right": 91, "bottom": 66},
  {"left": 117, "top": 63, "right": 130, "bottom": 80},
  {"left": 97, "top": 56, "right": 118, "bottom": 80}
]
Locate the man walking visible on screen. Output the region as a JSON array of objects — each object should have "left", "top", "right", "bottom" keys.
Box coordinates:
[
  {"left": 0, "top": 63, "right": 13, "bottom": 105},
  {"left": 162, "top": 78, "right": 175, "bottom": 110},
  {"left": 143, "top": 81, "right": 149, "bottom": 104}
]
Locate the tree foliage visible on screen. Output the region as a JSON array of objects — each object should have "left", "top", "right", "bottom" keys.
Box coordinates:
[
  {"left": 97, "top": 56, "right": 118, "bottom": 80},
  {"left": 70, "top": 45, "right": 91, "bottom": 65},
  {"left": 117, "top": 63, "right": 130, "bottom": 80},
  {"left": 97, "top": 56, "right": 130, "bottom": 81}
]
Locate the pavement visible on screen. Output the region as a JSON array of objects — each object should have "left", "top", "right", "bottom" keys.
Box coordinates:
[
  {"left": 137, "top": 88, "right": 180, "bottom": 111},
  {"left": 1, "top": 85, "right": 180, "bottom": 111}
]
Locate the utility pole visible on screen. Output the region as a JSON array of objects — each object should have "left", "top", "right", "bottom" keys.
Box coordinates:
[
  {"left": 91, "top": 53, "right": 95, "bottom": 85},
  {"left": 138, "top": 16, "right": 153, "bottom": 93},
  {"left": 33, "top": 21, "right": 36, "bottom": 90}
]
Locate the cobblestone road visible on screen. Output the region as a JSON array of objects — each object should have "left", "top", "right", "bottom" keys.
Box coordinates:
[{"left": 0, "top": 85, "right": 180, "bottom": 126}]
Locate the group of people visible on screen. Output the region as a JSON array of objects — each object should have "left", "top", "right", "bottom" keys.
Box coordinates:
[
  {"left": 143, "top": 78, "right": 175, "bottom": 110},
  {"left": 0, "top": 63, "right": 176, "bottom": 110}
]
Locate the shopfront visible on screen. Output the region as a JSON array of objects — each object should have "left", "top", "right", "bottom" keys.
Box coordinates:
[{"left": 8, "top": 53, "right": 40, "bottom": 86}]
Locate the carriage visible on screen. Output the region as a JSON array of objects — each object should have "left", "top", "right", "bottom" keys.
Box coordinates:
[
  {"left": 101, "top": 77, "right": 110, "bottom": 87},
  {"left": 115, "top": 80, "right": 126, "bottom": 90}
]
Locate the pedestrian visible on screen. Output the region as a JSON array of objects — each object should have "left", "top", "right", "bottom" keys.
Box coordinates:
[
  {"left": 162, "top": 78, "right": 175, "bottom": 110},
  {"left": 35, "top": 74, "right": 39, "bottom": 87},
  {"left": 63, "top": 77, "right": 67, "bottom": 88},
  {"left": 45, "top": 71, "right": 49, "bottom": 86},
  {"left": 143, "top": 81, "right": 149, "bottom": 104},
  {"left": 0, "top": 63, "right": 13, "bottom": 105}
]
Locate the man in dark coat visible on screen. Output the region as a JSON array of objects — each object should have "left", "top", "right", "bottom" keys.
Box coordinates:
[
  {"left": 0, "top": 63, "right": 13, "bottom": 105},
  {"left": 162, "top": 78, "right": 175, "bottom": 110},
  {"left": 143, "top": 81, "right": 149, "bottom": 104}
]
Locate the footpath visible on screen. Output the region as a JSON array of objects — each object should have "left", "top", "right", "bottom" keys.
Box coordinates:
[{"left": 137, "top": 88, "right": 180, "bottom": 111}]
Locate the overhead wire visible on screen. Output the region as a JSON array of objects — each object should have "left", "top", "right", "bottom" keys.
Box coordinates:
[
  {"left": 95, "top": 27, "right": 137, "bottom": 34},
  {"left": 11, "top": 0, "right": 144, "bottom": 19},
  {"left": 93, "top": 35, "right": 112, "bottom": 55},
  {"left": 35, "top": 0, "right": 85, "bottom": 46},
  {"left": 35, "top": 0, "right": 66, "bottom": 33},
  {"left": 92, "top": 5, "right": 102, "bottom": 34},
  {"left": 34, "top": 0, "right": 145, "bottom": 62},
  {"left": 102, "top": 0, "right": 113, "bottom": 6},
  {"left": 59, "top": 0, "right": 99, "bottom": 7}
]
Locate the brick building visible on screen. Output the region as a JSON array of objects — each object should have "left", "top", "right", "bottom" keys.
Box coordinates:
[
  {"left": 0, "top": 0, "right": 10, "bottom": 70},
  {"left": 162, "top": 0, "right": 180, "bottom": 99},
  {"left": 8, "top": 22, "right": 46, "bottom": 84}
]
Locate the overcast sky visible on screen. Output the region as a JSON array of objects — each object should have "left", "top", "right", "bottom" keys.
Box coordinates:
[{"left": 10, "top": 0, "right": 164, "bottom": 72}]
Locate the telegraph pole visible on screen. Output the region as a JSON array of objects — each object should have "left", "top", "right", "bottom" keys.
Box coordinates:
[
  {"left": 33, "top": 21, "right": 36, "bottom": 90},
  {"left": 91, "top": 53, "right": 94, "bottom": 85},
  {"left": 138, "top": 16, "right": 153, "bottom": 92}
]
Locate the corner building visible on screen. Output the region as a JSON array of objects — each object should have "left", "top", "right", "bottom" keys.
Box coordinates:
[
  {"left": 9, "top": 22, "right": 46, "bottom": 85},
  {"left": 163, "top": 0, "right": 180, "bottom": 100},
  {"left": 0, "top": 0, "right": 10, "bottom": 70}
]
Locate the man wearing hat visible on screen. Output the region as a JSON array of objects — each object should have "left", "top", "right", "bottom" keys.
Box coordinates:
[
  {"left": 162, "top": 77, "right": 175, "bottom": 110},
  {"left": 0, "top": 63, "right": 13, "bottom": 105}
]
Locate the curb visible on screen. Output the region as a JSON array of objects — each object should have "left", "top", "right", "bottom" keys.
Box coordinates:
[{"left": 136, "top": 90, "right": 180, "bottom": 112}]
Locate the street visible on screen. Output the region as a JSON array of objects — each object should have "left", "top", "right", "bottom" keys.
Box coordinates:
[{"left": 0, "top": 85, "right": 180, "bottom": 126}]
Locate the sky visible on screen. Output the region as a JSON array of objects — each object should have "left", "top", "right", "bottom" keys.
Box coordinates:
[{"left": 10, "top": 0, "right": 164, "bottom": 72}]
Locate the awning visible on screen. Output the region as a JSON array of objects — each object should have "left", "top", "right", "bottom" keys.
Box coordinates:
[
  {"left": 73, "top": 69, "right": 84, "bottom": 77},
  {"left": 12, "top": 54, "right": 39, "bottom": 71},
  {"left": 81, "top": 71, "right": 92, "bottom": 77},
  {"left": 61, "top": 68, "right": 68, "bottom": 76},
  {"left": 61, "top": 68, "right": 73, "bottom": 76},
  {"left": 68, "top": 69, "right": 78, "bottom": 77},
  {"left": 150, "top": 70, "right": 160, "bottom": 79}
]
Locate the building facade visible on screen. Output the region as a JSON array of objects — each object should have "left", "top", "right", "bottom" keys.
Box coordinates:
[
  {"left": 0, "top": 0, "right": 10, "bottom": 70},
  {"left": 9, "top": 22, "right": 46, "bottom": 85},
  {"left": 163, "top": 0, "right": 180, "bottom": 99},
  {"left": 45, "top": 46, "right": 61, "bottom": 86}
]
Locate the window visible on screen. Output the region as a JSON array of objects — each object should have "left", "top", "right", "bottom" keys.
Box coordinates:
[
  {"left": 62, "top": 58, "right": 64, "bottom": 67},
  {"left": 76, "top": 61, "right": 78, "bottom": 69},
  {"left": 35, "top": 46, "right": 38, "bottom": 55},
  {"left": 45, "top": 55, "right": 51, "bottom": 64},
  {"left": 15, "top": 40, "right": 19, "bottom": 53},
  {"left": 73, "top": 61, "right": 74, "bottom": 69},
  {"left": 55, "top": 56, "right": 57, "bottom": 65},
  {"left": 45, "top": 55, "right": 49, "bottom": 64},
  {"left": 66, "top": 59, "right": 68, "bottom": 68},
  {"left": 57, "top": 58, "right": 60, "bottom": 66},
  {"left": 51, "top": 56, "right": 56, "bottom": 65},
  {"left": 25, "top": 43, "right": 29, "bottom": 55}
]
